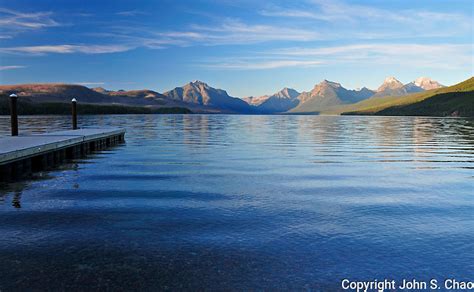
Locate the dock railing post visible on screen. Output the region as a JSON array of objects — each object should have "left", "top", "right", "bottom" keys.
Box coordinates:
[
  {"left": 10, "top": 93, "right": 18, "bottom": 136},
  {"left": 72, "top": 98, "right": 78, "bottom": 130}
]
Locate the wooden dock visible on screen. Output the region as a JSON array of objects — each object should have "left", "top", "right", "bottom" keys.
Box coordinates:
[{"left": 0, "top": 128, "right": 125, "bottom": 181}]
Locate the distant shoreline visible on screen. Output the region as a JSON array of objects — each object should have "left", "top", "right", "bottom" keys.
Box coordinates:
[{"left": 0, "top": 99, "right": 192, "bottom": 115}]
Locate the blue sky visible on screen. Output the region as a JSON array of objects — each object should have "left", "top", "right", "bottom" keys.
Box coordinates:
[{"left": 0, "top": 0, "right": 472, "bottom": 97}]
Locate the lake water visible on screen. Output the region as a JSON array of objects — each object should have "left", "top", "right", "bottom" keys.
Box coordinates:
[{"left": 0, "top": 115, "right": 473, "bottom": 290}]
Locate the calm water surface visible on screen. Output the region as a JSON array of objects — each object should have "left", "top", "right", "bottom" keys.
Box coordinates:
[{"left": 0, "top": 115, "right": 473, "bottom": 290}]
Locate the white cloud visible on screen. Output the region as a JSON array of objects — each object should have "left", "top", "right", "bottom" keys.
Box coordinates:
[
  {"left": 260, "top": 9, "right": 333, "bottom": 21},
  {"left": 306, "top": 0, "right": 466, "bottom": 24},
  {"left": 1, "top": 44, "right": 133, "bottom": 55},
  {"left": 99, "top": 18, "right": 322, "bottom": 49},
  {"left": 0, "top": 7, "right": 60, "bottom": 30},
  {"left": 202, "top": 43, "right": 472, "bottom": 71},
  {"left": 271, "top": 43, "right": 473, "bottom": 69},
  {"left": 1, "top": 2, "right": 470, "bottom": 63},
  {"left": 205, "top": 60, "right": 323, "bottom": 70},
  {"left": 274, "top": 44, "right": 470, "bottom": 56},
  {"left": 0, "top": 65, "right": 26, "bottom": 71},
  {"left": 75, "top": 82, "right": 106, "bottom": 86},
  {"left": 116, "top": 10, "right": 147, "bottom": 16},
  {"left": 260, "top": 0, "right": 471, "bottom": 38},
  {"left": 187, "top": 19, "right": 321, "bottom": 44}
]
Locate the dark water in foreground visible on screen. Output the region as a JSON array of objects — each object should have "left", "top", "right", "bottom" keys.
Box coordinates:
[{"left": 0, "top": 115, "right": 473, "bottom": 291}]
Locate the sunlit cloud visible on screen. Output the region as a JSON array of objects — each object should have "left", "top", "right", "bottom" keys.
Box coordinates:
[{"left": 0, "top": 65, "right": 26, "bottom": 71}]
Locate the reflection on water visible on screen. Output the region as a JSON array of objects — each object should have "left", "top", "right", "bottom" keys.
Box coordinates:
[
  {"left": 11, "top": 191, "right": 21, "bottom": 209},
  {"left": 0, "top": 161, "right": 83, "bottom": 210},
  {"left": 0, "top": 115, "right": 473, "bottom": 290}
]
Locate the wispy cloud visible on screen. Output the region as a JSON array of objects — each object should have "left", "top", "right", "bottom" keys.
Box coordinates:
[
  {"left": 203, "top": 43, "right": 472, "bottom": 71},
  {"left": 260, "top": 0, "right": 471, "bottom": 38},
  {"left": 263, "top": 0, "right": 468, "bottom": 24},
  {"left": 75, "top": 82, "right": 106, "bottom": 86},
  {"left": 275, "top": 43, "right": 470, "bottom": 55},
  {"left": 0, "top": 7, "right": 60, "bottom": 30},
  {"left": 1, "top": 1, "right": 470, "bottom": 70},
  {"left": 206, "top": 59, "right": 323, "bottom": 70},
  {"left": 260, "top": 8, "right": 333, "bottom": 21},
  {"left": 271, "top": 43, "right": 472, "bottom": 69},
  {"left": 116, "top": 10, "right": 148, "bottom": 16},
  {"left": 90, "top": 6, "right": 469, "bottom": 54},
  {"left": 186, "top": 19, "right": 321, "bottom": 44},
  {"left": 1, "top": 44, "right": 133, "bottom": 55},
  {"left": 0, "top": 65, "right": 26, "bottom": 71},
  {"left": 74, "top": 12, "right": 94, "bottom": 17},
  {"left": 94, "top": 18, "right": 322, "bottom": 49}
]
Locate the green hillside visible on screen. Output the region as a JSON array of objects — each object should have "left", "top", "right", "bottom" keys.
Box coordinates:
[
  {"left": 339, "top": 77, "right": 474, "bottom": 116},
  {"left": 374, "top": 91, "right": 474, "bottom": 117}
]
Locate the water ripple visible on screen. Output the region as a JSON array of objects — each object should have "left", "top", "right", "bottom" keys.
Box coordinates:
[{"left": 0, "top": 115, "right": 473, "bottom": 290}]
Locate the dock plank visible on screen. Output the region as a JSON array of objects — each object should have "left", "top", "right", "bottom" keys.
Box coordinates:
[{"left": 0, "top": 128, "right": 125, "bottom": 165}]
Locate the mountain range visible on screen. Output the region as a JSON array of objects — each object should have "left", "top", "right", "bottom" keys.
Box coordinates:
[
  {"left": 163, "top": 80, "right": 251, "bottom": 113},
  {"left": 1, "top": 76, "right": 471, "bottom": 117},
  {"left": 339, "top": 77, "right": 473, "bottom": 117},
  {"left": 290, "top": 76, "right": 446, "bottom": 113},
  {"left": 243, "top": 87, "right": 300, "bottom": 113}
]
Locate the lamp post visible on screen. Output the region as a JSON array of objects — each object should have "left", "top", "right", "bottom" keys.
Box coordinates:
[
  {"left": 10, "top": 93, "right": 18, "bottom": 136},
  {"left": 72, "top": 98, "right": 78, "bottom": 130}
]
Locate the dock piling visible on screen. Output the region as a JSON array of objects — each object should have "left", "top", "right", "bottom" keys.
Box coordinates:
[
  {"left": 10, "top": 94, "right": 18, "bottom": 136},
  {"left": 72, "top": 98, "right": 78, "bottom": 130}
]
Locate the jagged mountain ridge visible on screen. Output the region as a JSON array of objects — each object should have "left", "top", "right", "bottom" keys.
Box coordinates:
[
  {"left": 289, "top": 76, "right": 444, "bottom": 113},
  {"left": 373, "top": 76, "right": 411, "bottom": 97},
  {"left": 0, "top": 84, "right": 119, "bottom": 104},
  {"left": 0, "top": 84, "right": 192, "bottom": 110},
  {"left": 372, "top": 76, "right": 443, "bottom": 97},
  {"left": 163, "top": 80, "right": 251, "bottom": 113},
  {"left": 341, "top": 77, "right": 473, "bottom": 117},
  {"left": 0, "top": 76, "right": 445, "bottom": 114},
  {"left": 289, "top": 80, "right": 376, "bottom": 113},
  {"left": 246, "top": 87, "right": 300, "bottom": 113},
  {"left": 414, "top": 77, "right": 444, "bottom": 90}
]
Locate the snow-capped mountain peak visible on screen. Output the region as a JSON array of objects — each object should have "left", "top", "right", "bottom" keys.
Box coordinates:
[
  {"left": 189, "top": 80, "right": 209, "bottom": 87},
  {"left": 383, "top": 76, "right": 402, "bottom": 85},
  {"left": 413, "top": 77, "right": 443, "bottom": 90},
  {"left": 321, "top": 80, "right": 342, "bottom": 88},
  {"left": 377, "top": 76, "right": 404, "bottom": 92},
  {"left": 275, "top": 87, "right": 300, "bottom": 99}
]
